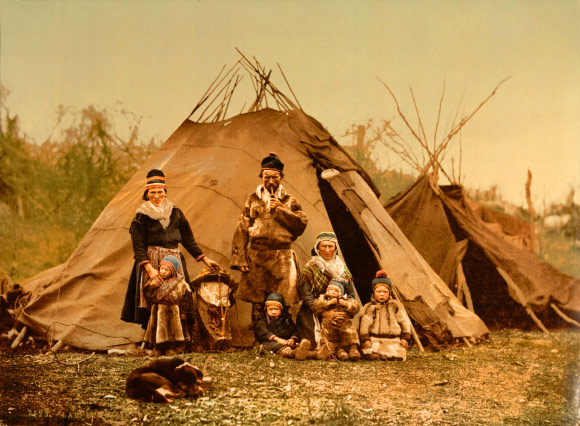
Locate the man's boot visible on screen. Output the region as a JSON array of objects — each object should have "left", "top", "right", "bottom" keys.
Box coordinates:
[
  {"left": 294, "top": 339, "right": 311, "bottom": 361},
  {"left": 348, "top": 344, "right": 361, "bottom": 361},
  {"left": 308, "top": 343, "right": 331, "bottom": 360},
  {"left": 336, "top": 347, "right": 349, "bottom": 361}
]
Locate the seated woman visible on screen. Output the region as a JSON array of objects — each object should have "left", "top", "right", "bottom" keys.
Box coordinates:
[
  {"left": 359, "top": 270, "right": 412, "bottom": 361},
  {"left": 296, "top": 231, "right": 355, "bottom": 349}
]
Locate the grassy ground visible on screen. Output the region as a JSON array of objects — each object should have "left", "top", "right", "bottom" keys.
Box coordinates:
[{"left": 0, "top": 329, "right": 578, "bottom": 426}]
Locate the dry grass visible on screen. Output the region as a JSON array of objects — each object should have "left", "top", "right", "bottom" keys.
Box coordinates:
[{"left": 0, "top": 329, "right": 578, "bottom": 425}]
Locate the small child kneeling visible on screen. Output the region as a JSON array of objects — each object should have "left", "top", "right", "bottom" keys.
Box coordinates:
[
  {"left": 254, "top": 293, "right": 311, "bottom": 360},
  {"left": 359, "top": 270, "right": 411, "bottom": 361}
]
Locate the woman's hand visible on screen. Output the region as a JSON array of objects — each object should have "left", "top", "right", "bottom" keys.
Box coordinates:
[
  {"left": 149, "top": 275, "right": 163, "bottom": 287},
  {"left": 240, "top": 266, "right": 250, "bottom": 273},
  {"left": 331, "top": 311, "right": 348, "bottom": 324},
  {"left": 144, "top": 263, "right": 159, "bottom": 280},
  {"left": 203, "top": 256, "right": 220, "bottom": 270},
  {"left": 400, "top": 339, "right": 409, "bottom": 348}
]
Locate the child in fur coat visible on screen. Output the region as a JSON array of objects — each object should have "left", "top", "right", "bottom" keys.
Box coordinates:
[
  {"left": 254, "top": 292, "right": 312, "bottom": 360},
  {"left": 359, "top": 270, "right": 411, "bottom": 361},
  {"left": 312, "top": 279, "right": 361, "bottom": 361},
  {"left": 143, "top": 255, "right": 192, "bottom": 356}
]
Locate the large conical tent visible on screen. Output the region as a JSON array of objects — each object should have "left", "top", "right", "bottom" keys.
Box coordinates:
[
  {"left": 15, "top": 54, "right": 488, "bottom": 351},
  {"left": 385, "top": 175, "right": 580, "bottom": 328}
]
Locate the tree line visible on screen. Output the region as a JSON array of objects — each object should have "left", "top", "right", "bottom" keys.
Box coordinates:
[{"left": 0, "top": 95, "right": 158, "bottom": 281}]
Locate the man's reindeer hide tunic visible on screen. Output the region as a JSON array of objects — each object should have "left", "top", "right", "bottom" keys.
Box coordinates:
[{"left": 231, "top": 185, "right": 307, "bottom": 305}]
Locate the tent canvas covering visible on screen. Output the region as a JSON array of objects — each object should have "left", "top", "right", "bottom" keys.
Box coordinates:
[
  {"left": 15, "top": 107, "right": 492, "bottom": 350},
  {"left": 385, "top": 175, "right": 580, "bottom": 328},
  {"left": 15, "top": 55, "right": 494, "bottom": 350}
]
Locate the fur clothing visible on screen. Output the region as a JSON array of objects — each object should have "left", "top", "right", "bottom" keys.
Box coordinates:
[
  {"left": 296, "top": 261, "right": 354, "bottom": 347},
  {"left": 231, "top": 185, "right": 308, "bottom": 304},
  {"left": 254, "top": 311, "right": 299, "bottom": 354},
  {"left": 121, "top": 205, "right": 202, "bottom": 329},
  {"left": 143, "top": 276, "right": 191, "bottom": 346},
  {"left": 359, "top": 297, "right": 412, "bottom": 360},
  {"left": 313, "top": 294, "right": 360, "bottom": 348}
]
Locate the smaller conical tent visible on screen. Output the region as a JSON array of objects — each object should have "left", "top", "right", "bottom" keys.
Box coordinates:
[
  {"left": 364, "top": 77, "right": 579, "bottom": 330},
  {"left": 385, "top": 175, "right": 580, "bottom": 328},
  {"left": 15, "top": 55, "right": 488, "bottom": 350}
]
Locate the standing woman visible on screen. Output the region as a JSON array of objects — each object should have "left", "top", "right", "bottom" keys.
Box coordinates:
[
  {"left": 296, "top": 231, "right": 355, "bottom": 349},
  {"left": 121, "top": 169, "right": 219, "bottom": 334}
]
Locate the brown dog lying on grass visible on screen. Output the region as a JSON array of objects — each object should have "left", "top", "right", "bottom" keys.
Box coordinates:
[{"left": 126, "top": 358, "right": 208, "bottom": 403}]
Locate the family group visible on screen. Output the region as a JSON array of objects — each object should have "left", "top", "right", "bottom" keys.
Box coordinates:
[{"left": 121, "top": 152, "right": 411, "bottom": 361}]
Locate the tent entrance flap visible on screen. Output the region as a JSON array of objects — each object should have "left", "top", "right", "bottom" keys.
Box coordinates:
[
  {"left": 319, "top": 169, "right": 489, "bottom": 343},
  {"left": 318, "top": 174, "right": 379, "bottom": 303}
]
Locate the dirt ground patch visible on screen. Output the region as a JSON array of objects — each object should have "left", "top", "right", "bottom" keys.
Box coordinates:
[{"left": 0, "top": 329, "right": 578, "bottom": 425}]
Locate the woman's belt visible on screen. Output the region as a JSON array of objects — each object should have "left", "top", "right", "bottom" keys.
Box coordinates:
[
  {"left": 149, "top": 244, "right": 179, "bottom": 249},
  {"left": 250, "top": 241, "right": 291, "bottom": 251}
]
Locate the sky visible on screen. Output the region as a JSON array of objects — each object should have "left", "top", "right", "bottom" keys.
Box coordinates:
[{"left": 1, "top": 0, "right": 579, "bottom": 206}]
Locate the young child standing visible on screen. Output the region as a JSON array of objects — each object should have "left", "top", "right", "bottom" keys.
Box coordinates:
[
  {"left": 312, "top": 279, "right": 361, "bottom": 361},
  {"left": 143, "top": 255, "right": 192, "bottom": 356},
  {"left": 254, "top": 293, "right": 311, "bottom": 360},
  {"left": 359, "top": 270, "right": 412, "bottom": 361}
]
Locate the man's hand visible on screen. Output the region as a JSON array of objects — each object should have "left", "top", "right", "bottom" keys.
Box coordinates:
[
  {"left": 269, "top": 198, "right": 282, "bottom": 210},
  {"left": 287, "top": 338, "right": 296, "bottom": 347},
  {"left": 400, "top": 339, "right": 409, "bottom": 348},
  {"left": 240, "top": 266, "right": 249, "bottom": 273}
]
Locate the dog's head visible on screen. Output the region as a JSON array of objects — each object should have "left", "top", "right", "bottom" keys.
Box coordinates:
[{"left": 175, "top": 362, "right": 206, "bottom": 397}]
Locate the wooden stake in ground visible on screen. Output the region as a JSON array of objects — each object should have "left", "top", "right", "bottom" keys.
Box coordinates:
[{"left": 496, "top": 267, "right": 549, "bottom": 333}]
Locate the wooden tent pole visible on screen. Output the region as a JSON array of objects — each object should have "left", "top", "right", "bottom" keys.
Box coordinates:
[
  {"left": 51, "top": 340, "right": 65, "bottom": 353},
  {"left": 550, "top": 303, "right": 580, "bottom": 328},
  {"left": 456, "top": 263, "right": 474, "bottom": 312},
  {"left": 496, "top": 267, "right": 549, "bottom": 333},
  {"left": 390, "top": 285, "right": 425, "bottom": 352},
  {"left": 11, "top": 326, "right": 28, "bottom": 349}
]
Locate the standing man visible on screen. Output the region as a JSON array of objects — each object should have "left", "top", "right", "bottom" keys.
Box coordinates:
[{"left": 231, "top": 152, "right": 308, "bottom": 322}]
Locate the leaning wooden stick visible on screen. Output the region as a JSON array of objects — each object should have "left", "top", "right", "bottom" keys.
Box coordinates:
[
  {"left": 11, "top": 326, "right": 28, "bottom": 349},
  {"left": 497, "top": 267, "right": 549, "bottom": 334},
  {"left": 390, "top": 285, "right": 425, "bottom": 352},
  {"left": 550, "top": 303, "right": 580, "bottom": 328}
]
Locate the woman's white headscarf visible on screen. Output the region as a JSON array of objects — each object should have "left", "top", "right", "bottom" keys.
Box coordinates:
[{"left": 309, "top": 231, "right": 346, "bottom": 279}]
